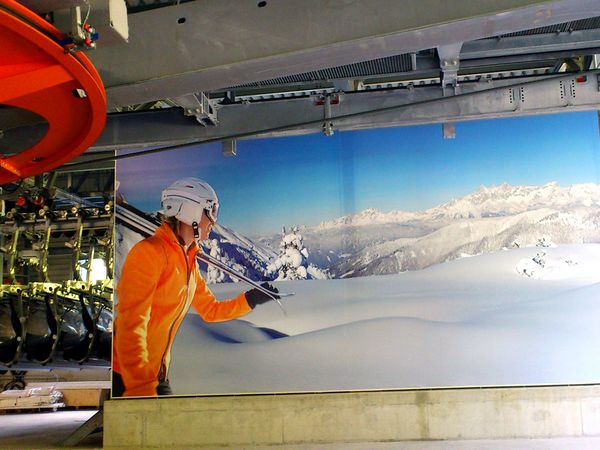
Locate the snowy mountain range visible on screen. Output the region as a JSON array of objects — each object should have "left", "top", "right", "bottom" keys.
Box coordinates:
[
  {"left": 262, "top": 182, "right": 600, "bottom": 278},
  {"left": 117, "top": 182, "right": 600, "bottom": 282},
  {"left": 314, "top": 182, "right": 600, "bottom": 229}
]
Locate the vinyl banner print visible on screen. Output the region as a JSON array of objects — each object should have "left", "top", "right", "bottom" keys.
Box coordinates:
[{"left": 113, "top": 112, "right": 600, "bottom": 397}]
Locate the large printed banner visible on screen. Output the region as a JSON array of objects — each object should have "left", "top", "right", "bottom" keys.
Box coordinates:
[{"left": 114, "top": 112, "right": 600, "bottom": 397}]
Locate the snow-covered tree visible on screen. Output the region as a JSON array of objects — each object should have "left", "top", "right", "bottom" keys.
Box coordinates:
[
  {"left": 206, "top": 239, "right": 227, "bottom": 284},
  {"left": 516, "top": 251, "right": 546, "bottom": 277},
  {"left": 536, "top": 237, "right": 556, "bottom": 248},
  {"left": 268, "top": 226, "right": 328, "bottom": 281}
]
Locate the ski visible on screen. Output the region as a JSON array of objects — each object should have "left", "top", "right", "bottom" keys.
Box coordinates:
[
  {"left": 196, "top": 251, "right": 293, "bottom": 314},
  {"left": 116, "top": 204, "right": 160, "bottom": 237},
  {"left": 115, "top": 203, "right": 293, "bottom": 312}
]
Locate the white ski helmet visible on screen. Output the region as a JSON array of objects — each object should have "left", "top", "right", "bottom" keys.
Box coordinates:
[{"left": 160, "top": 178, "right": 219, "bottom": 227}]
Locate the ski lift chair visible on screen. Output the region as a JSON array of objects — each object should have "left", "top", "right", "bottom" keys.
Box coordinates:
[
  {"left": 24, "top": 292, "right": 60, "bottom": 365},
  {"left": 94, "top": 325, "right": 111, "bottom": 361},
  {"left": 92, "top": 296, "right": 112, "bottom": 361},
  {"left": 0, "top": 297, "right": 18, "bottom": 364},
  {"left": 0, "top": 289, "right": 27, "bottom": 366},
  {"left": 61, "top": 293, "right": 96, "bottom": 363}
]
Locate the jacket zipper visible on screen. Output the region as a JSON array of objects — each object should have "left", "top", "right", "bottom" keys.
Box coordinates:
[{"left": 158, "top": 244, "right": 191, "bottom": 383}]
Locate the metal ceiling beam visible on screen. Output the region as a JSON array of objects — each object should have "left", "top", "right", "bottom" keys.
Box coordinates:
[
  {"left": 89, "top": 0, "right": 600, "bottom": 109},
  {"left": 56, "top": 152, "right": 116, "bottom": 172},
  {"left": 205, "top": 29, "right": 600, "bottom": 95},
  {"left": 462, "top": 29, "right": 600, "bottom": 59},
  {"left": 87, "top": 72, "right": 600, "bottom": 151},
  {"left": 218, "top": 47, "right": 588, "bottom": 97}
]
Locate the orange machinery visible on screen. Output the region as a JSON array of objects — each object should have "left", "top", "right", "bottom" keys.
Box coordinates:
[{"left": 0, "top": 0, "right": 106, "bottom": 184}]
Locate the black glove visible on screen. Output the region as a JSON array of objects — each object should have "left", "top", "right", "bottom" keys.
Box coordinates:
[{"left": 245, "top": 282, "right": 280, "bottom": 309}]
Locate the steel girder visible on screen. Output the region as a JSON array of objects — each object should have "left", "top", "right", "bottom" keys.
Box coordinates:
[
  {"left": 88, "top": 0, "right": 600, "bottom": 109},
  {"left": 87, "top": 71, "right": 600, "bottom": 151},
  {"left": 461, "top": 29, "right": 600, "bottom": 59}
]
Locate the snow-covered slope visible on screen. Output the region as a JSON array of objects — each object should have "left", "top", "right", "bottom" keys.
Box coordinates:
[
  {"left": 168, "top": 244, "right": 600, "bottom": 394},
  {"left": 213, "top": 223, "right": 275, "bottom": 264},
  {"left": 201, "top": 223, "right": 277, "bottom": 282},
  {"left": 335, "top": 207, "right": 600, "bottom": 277}
]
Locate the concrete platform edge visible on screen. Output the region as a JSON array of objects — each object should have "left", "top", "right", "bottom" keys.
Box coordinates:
[{"left": 103, "top": 385, "right": 600, "bottom": 448}]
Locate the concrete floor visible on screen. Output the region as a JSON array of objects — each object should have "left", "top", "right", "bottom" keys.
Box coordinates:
[
  {"left": 1, "top": 410, "right": 600, "bottom": 449},
  {"left": 0, "top": 410, "right": 101, "bottom": 449}
]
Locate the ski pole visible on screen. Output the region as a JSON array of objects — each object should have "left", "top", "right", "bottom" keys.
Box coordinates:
[{"left": 196, "top": 252, "right": 292, "bottom": 315}]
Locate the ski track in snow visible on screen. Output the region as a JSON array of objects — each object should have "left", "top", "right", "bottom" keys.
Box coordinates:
[{"left": 169, "top": 244, "right": 600, "bottom": 394}]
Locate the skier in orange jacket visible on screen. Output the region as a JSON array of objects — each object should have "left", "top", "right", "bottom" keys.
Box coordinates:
[{"left": 112, "top": 178, "right": 278, "bottom": 397}]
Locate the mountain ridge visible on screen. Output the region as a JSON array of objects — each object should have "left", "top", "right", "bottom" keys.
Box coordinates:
[
  {"left": 314, "top": 182, "right": 600, "bottom": 231},
  {"left": 118, "top": 182, "right": 600, "bottom": 282}
]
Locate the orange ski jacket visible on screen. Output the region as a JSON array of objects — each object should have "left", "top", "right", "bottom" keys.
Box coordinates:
[{"left": 113, "top": 223, "right": 252, "bottom": 397}]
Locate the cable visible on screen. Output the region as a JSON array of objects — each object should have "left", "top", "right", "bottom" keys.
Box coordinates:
[
  {"left": 64, "top": 70, "right": 583, "bottom": 170},
  {"left": 63, "top": 89, "right": 475, "bottom": 168},
  {"left": 82, "top": 1, "right": 91, "bottom": 26}
]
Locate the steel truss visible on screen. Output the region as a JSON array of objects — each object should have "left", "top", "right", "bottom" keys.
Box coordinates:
[{"left": 90, "top": 71, "right": 600, "bottom": 151}]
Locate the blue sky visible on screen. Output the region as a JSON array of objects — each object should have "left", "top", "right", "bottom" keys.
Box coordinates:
[{"left": 118, "top": 111, "right": 600, "bottom": 236}]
